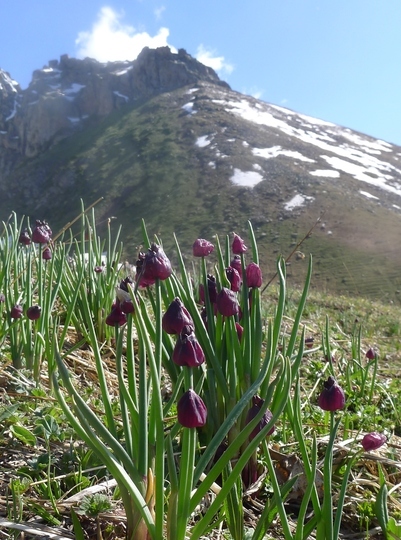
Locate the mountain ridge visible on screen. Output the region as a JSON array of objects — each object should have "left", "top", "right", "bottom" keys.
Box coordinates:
[{"left": 1, "top": 48, "right": 400, "bottom": 301}]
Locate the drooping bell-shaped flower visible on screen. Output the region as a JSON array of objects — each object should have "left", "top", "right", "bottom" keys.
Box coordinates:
[
  {"left": 193, "top": 238, "right": 214, "bottom": 257},
  {"left": 19, "top": 228, "right": 31, "bottom": 246},
  {"left": 11, "top": 304, "right": 23, "bottom": 319},
  {"left": 199, "top": 274, "right": 217, "bottom": 304},
  {"left": 42, "top": 247, "right": 52, "bottom": 261},
  {"left": 26, "top": 305, "right": 41, "bottom": 321},
  {"left": 365, "top": 347, "right": 377, "bottom": 360},
  {"left": 230, "top": 255, "right": 242, "bottom": 277},
  {"left": 105, "top": 302, "right": 127, "bottom": 326},
  {"left": 361, "top": 432, "right": 387, "bottom": 451},
  {"left": 226, "top": 266, "right": 242, "bottom": 292},
  {"left": 119, "top": 276, "right": 134, "bottom": 292},
  {"left": 246, "top": 262, "right": 262, "bottom": 288},
  {"left": 232, "top": 233, "right": 247, "bottom": 255},
  {"left": 318, "top": 376, "right": 345, "bottom": 411},
  {"left": 32, "top": 220, "right": 52, "bottom": 244},
  {"left": 173, "top": 325, "right": 205, "bottom": 367},
  {"left": 245, "top": 395, "right": 275, "bottom": 440},
  {"left": 115, "top": 278, "right": 135, "bottom": 315},
  {"left": 137, "top": 243, "right": 172, "bottom": 286},
  {"left": 94, "top": 265, "right": 104, "bottom": 273},
  {"left": 216, "top": 287, "right": 239, "bottom": 317},
  {"left": 162, "top": 297, "right": 194, "bottom": 335},
  {"left": 305, "top": 336, "right": 315, "bottom": 349},
  {"left": 177, "top": 389, "right": 207, "bottom": 428}
]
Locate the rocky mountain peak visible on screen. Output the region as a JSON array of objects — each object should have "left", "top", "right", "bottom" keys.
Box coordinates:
[{"left": 0, "top": 47, "right": 229, "bottom": 158}]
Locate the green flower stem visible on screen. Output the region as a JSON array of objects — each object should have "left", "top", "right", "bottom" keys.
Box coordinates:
[
  {"left": 52, "top": 363, "right": 155, "bottom": 539},
  {"left": 264, "top": 441, "right": 294, "bottom": 540},
  {"left": 176, "top": 368, "right": 197, "bottom": 539},
  {"left": 319, "top": 412, "right": 341, "bottom": 540},
  {"left": 114, "top": 323, "right": 134, "bottom": 461},
  {"left": 151, "top": 279, "right": 165, "bottom": 539}
]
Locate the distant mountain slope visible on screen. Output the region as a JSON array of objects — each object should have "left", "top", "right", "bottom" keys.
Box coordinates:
[{"left": 1, "top": 49, "right": 400, "bottom": 301}]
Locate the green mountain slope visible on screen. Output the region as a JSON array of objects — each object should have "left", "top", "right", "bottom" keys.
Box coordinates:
[{"left": 2, "top": 82, "right": 401, "bottom": 301}]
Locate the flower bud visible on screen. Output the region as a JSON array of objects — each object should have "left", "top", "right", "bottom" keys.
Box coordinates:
[
  {"left": 235, "top": 322, "right": 243, "bottom": 342},
  {"left": 226, "top": 266, "right": 242, "bottom": 292},
  {"left": 19, "top": 228, "right": 31, "bottom": 246},
  {"left": 42, "top": 247, "right": 52, "bottom": 261},
  {"left": 361, "top": 432, "right": 387, "bottom": 451},
  {"left": 318, "top": 376, "right": 345, "bottom": 411},
  {"left": 32, "top": 220, "right": 52, "bottom": 244},
  {"left": 230, "top": 255, "right": 242, "bottom": 277},
  {"left": 173, "top": 325, "right": 205, "bottom": 367},
  {"left": 139, "top": 243, "right": 172, "bottom": 285},
  {"left": 232, "top": 233, "right": 247, "bottom": 255},
  {"left": 216, "top": 287, "right": 239, "bottom": 317},
  {"left": 365, "top": 348, "right": 377, "bottom": 360},
  {"left": 26, "top": 305, "right": 41, "bottom": 320},
  {"left": 246, "top": 262, "right": 262, "bottom": 288},
  {"left": 199, "top": 274, "right": 217, "bottom": 304},
  {"left": 94, "top": 265, "right": 104, "bottom": 273},
  {"left": 162, "top": 297, "right": 194, "bottom": 335},
  {"left": 193, "top": 238, "right": 214, "bottom": 257},
  {"left": 119, "top": 276, "right": 134, "bottom": 292},
  {"left": 105, "top": 302, "right": 127, "bottom": 326},
  {"left": 177, "top": 389, "right": 207, "bottom": 428},
  {"left": 11, "top": 304, "right": 23, "bottom": 319},
  {"left": 120, "top": 300, "right": 135, "bottom": 314},
  {"left": 245, "top": 396, "right": 275, "bottom": 440}
]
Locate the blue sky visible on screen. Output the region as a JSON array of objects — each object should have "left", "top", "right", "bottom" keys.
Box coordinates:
[{"left": 2, "top": 0, "right": 401, "bottom": 145}]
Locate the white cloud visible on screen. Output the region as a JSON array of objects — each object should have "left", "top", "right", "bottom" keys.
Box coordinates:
[
  {"left": 75, "top": 6, "right": 175, "bottom": 62},
  {"left": 154, "top": 6, "right": 166, "bottom": 20},
  {"left": 195, "top": 45, "right": 234, "bottom": 76}
]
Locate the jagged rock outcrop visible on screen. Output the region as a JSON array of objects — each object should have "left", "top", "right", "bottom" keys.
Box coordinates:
[{"left": 0, "top": 46, "right": 229, "bottom": 159}]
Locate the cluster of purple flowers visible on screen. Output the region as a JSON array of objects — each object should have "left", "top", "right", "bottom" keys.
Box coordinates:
[
  {"left": 162, "top": 297, "right": 207, "bottom": 428},
  {"left": 19, "top": 220, "right": 53, "bottom": 261},
  {"left": 8, "top": 219, "right": 55, "bottom": 322}
]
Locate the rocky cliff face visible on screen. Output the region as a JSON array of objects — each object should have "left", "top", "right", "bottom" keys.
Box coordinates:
[{"left": 0, "top": 46, "right": 229, "bottom": 159}]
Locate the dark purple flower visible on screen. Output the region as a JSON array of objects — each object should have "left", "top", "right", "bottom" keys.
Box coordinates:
[
  {"left": 226, "top": 266, "right": 242, "bottom": 292},
  {"left": 162, "top": 297, "right": 194, "bottom": 335},
  {"left": 42, "top": 247, "right": 52, "bottom": 260},
  {"left": 216, "top": 287, "right": 239, "bottom": 317},
  {"left": 138, "top": 243, "right": 172, "bottom": 285},
  {"left": 232, "top": 233, "right": 247, "bottom": 255},
  {"left": 193, "top": 238, "right": 214, "bottom": 257},
  {"left": 305, "top": 337, "right": 315, "bottom": 349},
  {"left": 11, "top": 304, "right": 23, "bottom": 319},
  {"left": 135, "top": 252, "right": 155, "bottom": 287},
  {"left": 361, "top": 432, "right": 387, "bottom": 451},
  {"left": 230, "top": 255, "right": 242, "bottom": 277},
  {"left": 365, "top": 348, "right": 377, "bottom": 360},
  {"left": 32, "top": 220, "right": 52, "bottom": 244},
  {"left": 120, "top": 300, "right": 135, "bottom": 314},
  {"left": 246, "top": 262, "right": 262, "bottom": 288},
  {"left": 318, "top": 376, "right": 345, "bottom": 411},
  {"left": 199, "top": 274, "right": 217, "bottom": 304},
  {"left": 245, "top": 396, "right": 275, "bottom": 440},
  {"left": 105, "top": 302, "right": 127, "bottom": 326},
  {"left": 94, "top": 265, "right": 104, "bottom": 273},
  {"left": 177, "top": 389, "right": 207, "bottom": 428},
  {"left": 19, "top": 228, "right": 31, "bottom": 246},
  {"left": 173, "top": 325, "right": 205, "bottom": 367},
  {"left": 119, "top": 276, "right": 134, "bottom": 292},
  {"left": 26, "top": 305, "right": 41, "bottom": 321}
]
